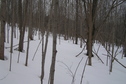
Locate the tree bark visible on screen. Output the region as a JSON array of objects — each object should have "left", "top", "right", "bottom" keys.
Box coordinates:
[
  {"left": 49, "top": 0, "right": 58, "bottom": 84},
  {"left": 25, "top": 27, "right": 30, "bottom": 66},
  {"left": 9, "top": 0, "right": 16, "bottom": 71},
  {"left": 87, "top": 5, "right": 93, "bottom": 65},
  {"left": 41, "top": 31, "right": 49, "bottom": 84},
  {"left": 75, "top": 0, "right": 78, "bottom": 44},
  {"left": 18, "top": 0, "right": 28, "bottom": 52},
  {"left": 25, "top": 0, "right": 29, "bottom": 66},
  {"left": 0, "top": 0, "right": 6, "bottom": 60},
  {"left": 18, "top": 0, "right": 23, "bottom": 52},
  {"left": 82, "top": 0, "right": 98, "bottom": 65}
]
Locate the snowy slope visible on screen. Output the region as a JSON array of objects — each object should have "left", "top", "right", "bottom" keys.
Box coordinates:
[{"left": 0, "top": 31, "right": 126, "bottom": 84}]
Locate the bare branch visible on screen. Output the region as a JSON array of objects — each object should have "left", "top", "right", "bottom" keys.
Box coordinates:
[
  {"left": 58, "top": 61, "right": 74, "bottom": 77},
  {"left": 72, "top": 57, "right": 84, "bottom": 84},
  {"left": 94, "top": 0, "right": 125, "bottom": 40},
  {"left": 80, "top": 57, "right": 88, "bottom": 84},
  {"left": 0, "top": 73, "right": 9, "bottom": 80},
  {"left": 32, "top": 39, "right": 42, "bottom": 61},
  {"left": 76, "top": 45, "right": 86, "bottom": 57},
  {"left": 92, "top": 49, "right": 104, "bottom": 64},
  {"left": 113, "top": 0, "right": 126, "bottom": 8},
  {"left": 103, "top": 53, "right": 126, "bottom": 69},
  {"left": 115, "top": 58, "right": 126, "bottom": 68}
]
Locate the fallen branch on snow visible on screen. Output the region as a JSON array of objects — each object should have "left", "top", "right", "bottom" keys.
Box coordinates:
[{"left": 0, "top": 73, "right": 9, "bottom": 80}]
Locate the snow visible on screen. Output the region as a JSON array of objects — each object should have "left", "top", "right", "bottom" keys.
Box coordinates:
[{"left": 1, "top": 29, "right": 126, "bottom": 84}]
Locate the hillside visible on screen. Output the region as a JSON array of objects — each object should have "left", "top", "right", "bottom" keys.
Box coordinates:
[{"left": 0, "top": 32, "right": 126, "bottom": 84}]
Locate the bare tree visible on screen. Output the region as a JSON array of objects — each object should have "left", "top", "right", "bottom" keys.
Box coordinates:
[
  {"left": 40, "top": 0, "right": 50, "bottom": 84},
  {"left": 18, "top": 0, "right": 24, "bottom": 52},
  {"left": 82, "top": 0, "right": 98, "bottom": 65},
  {"left": 81, "top": 0, "right": 125, "bottom": 66},
  {"left": 75, "top": 0, "right": 79, "bottom": 44},
  {"left": 9, "top": 0, "right": 16, "bottom": 71},
  {"left": 0, "top": 0, "right": 6, "bottom": 60},
  {"left": 25, "top": 0, "right": 29, "bottom": 66},
  {"left": 49, "top": 0, "right": 58, "bottom": 84}
]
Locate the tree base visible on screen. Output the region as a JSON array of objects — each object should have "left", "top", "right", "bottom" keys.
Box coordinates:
[{"left": 85, "top": 53, "right": 94, "bottom": 57}]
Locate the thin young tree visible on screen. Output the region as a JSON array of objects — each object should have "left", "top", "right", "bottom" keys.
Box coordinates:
[
  {"left": 75, "top": 0, "right": 79, "bottom": 44},
  {"left": 9, "top": 0, "right": 16, "bottom": 71},
  {"left": 49, "top": 0, "right": 58, "bottom": 84},
  {"left": 40, "top": 0, "right": 49, "bottom": 84},
  {"left": 24, "top": 0, "right": 29, "bottom": 66},
  {"left": 6, "top": 0, "right": 11, "bottom": 43}
]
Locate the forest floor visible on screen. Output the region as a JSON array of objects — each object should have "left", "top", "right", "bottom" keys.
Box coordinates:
[{"left": 0, "top": 31, "right": 126, "bottom": 84}]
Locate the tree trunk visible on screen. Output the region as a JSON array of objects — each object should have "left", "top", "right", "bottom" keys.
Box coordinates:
[
  {"left": 83, "top": 0, "right": 98, "bottom": 65},
  {"left": 18, "top": 0, "right": 23, "bottom": 52},
  {"left": 18, "top": 0, "right": 28, "bottom": 52},
  {"left": 75, "top": 0, "right": 78, "bottom": 44},
  {"left": 0, "top": 0, "right": 6, "bottom": 60},
  {"left": 25, "top": 0, "right": 30, "bottom": 66},
  {"left": 7, "top": 24, "right": 10, "bottom": 43},
  {"left": 88, "top": 11, "right": 93, "bottom": 65},
  {"left": 9, "top": 0, "right": 15, "bottom": 71},
  {"left": 49, "top": 0, "right": 58, "bottom": 84},
  {"left": 25, "top": 27, "right": 30, "bottom": 66},
  {"left": 85, "top": 1, "right": 93, "bottom": 66},
  {"left": 29, "top": 28, "right": 33, "bottom": 40},
  {"left": 40, "top": 0, "right": 50, "bottom": 84},
  {"left": 41, "top": 31, "right": 49, "bottom": 84}
]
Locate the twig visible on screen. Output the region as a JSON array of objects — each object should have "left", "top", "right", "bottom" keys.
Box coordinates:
[
  {"left": 76, "top": 45, "right": 86, "bottom": 57},
  {"left": 58, "top": 57, "right": 84, "bottom": 84},
  {"left": 113, "top": 46, "right": 120, "bottom": 60},
  {"left": 80, "top": 57, "right": 88, "bottom": 84},
  {"left": 59, "top": 61, "right": 74, "bottom": 77},
  {"left": 115, "top": 58, "right": 126, "bottom": 69},
  {"left": 5, "top": 41, "right": 28, "bottom": 49},
  {"left": 74, "top": 57, "right": 84, "bottom": 77},
  {"left": 96, "top": 44, "right": 101, "bottom": 54},
  {"left": 32, "top": 39, "right": 42, "bottom": 61},
  {"left": 103, "top": 54, "right": 126, "bottom": 69},
  {"left": 0, "top": 73, "right": 9, "bottom": 80},
  {"left": 5, "top": 40, "right": 36, "bottom": 49},
  {"left": 115, "top": 49, "right": 123, "bottom": 57},
  {"left": 92, "top": 50, "right": 104, "bottom": 64},
  {"left": 75, "top": 34, "right": 87, "bottom": 57},
  {"left": 71, "top": 57, "right": 84, "bottom": 84},
  {"left": 103, "top": 46, "right": 112, "bottom": 57}
]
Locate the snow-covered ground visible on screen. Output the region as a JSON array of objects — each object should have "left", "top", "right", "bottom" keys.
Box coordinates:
[{"left": 0, "top": 30, "right": 126, "bottom": 84}]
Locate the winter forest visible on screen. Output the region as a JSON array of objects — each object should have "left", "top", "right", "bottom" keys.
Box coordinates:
[{"left": 0, "top": 0, "right": 126, "bottom": 84}]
